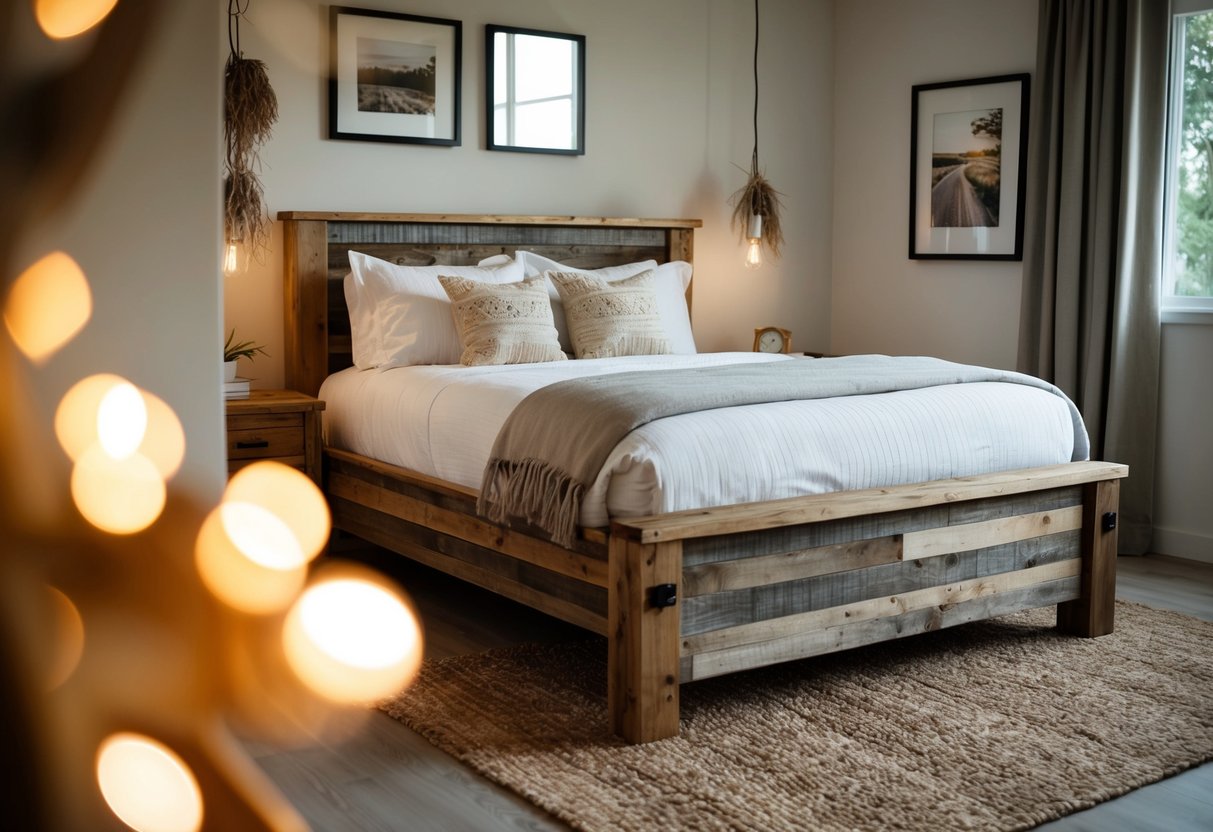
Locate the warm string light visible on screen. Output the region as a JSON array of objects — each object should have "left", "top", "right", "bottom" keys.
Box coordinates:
[
  {"left": 95, "top": 733, "right": 204, "bottom": 832},
  {"left": 55, "top": 373, "right": 182, "bottom": 535},
  {"left": 3, "top": 251, "right": 92, "bottom": 363},
  {"left": 283, "top": 568, "right": 423, "bottom": 704},
  {"left": 34, "top": 0, "right": 121, "bottom": 39}
]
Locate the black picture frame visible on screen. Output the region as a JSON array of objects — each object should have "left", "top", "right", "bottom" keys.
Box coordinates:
[
  {"left": 485, "top": 24, "right": 585, "bottom": 155},
  {"left": 328, "top": 6, "right": 461, "bottom": 146},
  {"left": 909, "top": 73, "right": 1030, "bottom": 260}
]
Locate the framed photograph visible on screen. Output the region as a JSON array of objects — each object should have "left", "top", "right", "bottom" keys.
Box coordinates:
[
  {"left": 328, "top": 6, "right": 461, "bottom": 146},
  {"left": 909, "top": 73, "right": 1030, "bottom": 260}
]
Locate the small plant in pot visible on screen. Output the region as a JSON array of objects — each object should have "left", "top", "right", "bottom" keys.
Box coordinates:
[{"left": 223, "top": 329, "right": 267, "bottom": 381}]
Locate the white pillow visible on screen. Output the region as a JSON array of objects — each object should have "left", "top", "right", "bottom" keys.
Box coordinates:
[
  {"left": 550, "top": 270, "right": 671, "bottom": 359},
  {"left": 438, "top": 275, "right": 566, "bottom": 366},
  {"left": 345, "top": 251, "right": 524, "bottom": 368},
  {"left": 513, "top": 251, "right": 697, "bottom": 355}
]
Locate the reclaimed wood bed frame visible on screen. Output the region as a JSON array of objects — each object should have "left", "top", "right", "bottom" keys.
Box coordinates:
[{"left": 279, "top": 211, "right": 1127, "bottom": 744}]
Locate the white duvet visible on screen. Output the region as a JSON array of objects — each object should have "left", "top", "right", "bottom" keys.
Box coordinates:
[{"left": 319, "top": 353, "right": 1082, "bottom": 527}]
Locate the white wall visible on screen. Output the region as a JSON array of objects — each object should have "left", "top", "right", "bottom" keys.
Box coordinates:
[
  {"left": 17, "top": 3, "right": 225, "bottom": 504},
  {"left": 1154, "top": 320, "right": 1213, "bottom": 563},
  {"left": 831, "top": 0, "right": 1036, "bottom": 369},
  {"left": 224, "top": 0, "right": 835, "bottom": 389}
]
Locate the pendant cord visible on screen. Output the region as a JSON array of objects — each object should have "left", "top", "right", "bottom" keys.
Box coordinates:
[
  {"left": 228, "top": 0, "right": 249, "bottom": 59},
  {"left": 751, "top": 0, "right": 759, "bottom": 175}
]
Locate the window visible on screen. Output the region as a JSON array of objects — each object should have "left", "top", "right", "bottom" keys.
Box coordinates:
[{"left": 1164, "top": 1, "right": 1213, "bottom": 313}]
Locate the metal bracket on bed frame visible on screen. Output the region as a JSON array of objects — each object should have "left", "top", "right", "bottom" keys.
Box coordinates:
[
  {"left": 648, "top": 583, "right": 678, "bottom": 609},
  {"left": 1102, "top": 511, "right": 1118, "bottom": 532}
]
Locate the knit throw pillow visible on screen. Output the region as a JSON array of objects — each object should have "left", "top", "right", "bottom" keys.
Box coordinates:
[
  {"left": 548, "top": 270, "right": 671, "bottom": 359},
  {"left": 438, "top": 275, "right": 566, "bottom": 366}
]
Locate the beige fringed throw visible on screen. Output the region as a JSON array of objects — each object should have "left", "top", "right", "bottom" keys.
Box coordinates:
[{"left": 478, "top": 356, "right": 1089, "bottom": 547}]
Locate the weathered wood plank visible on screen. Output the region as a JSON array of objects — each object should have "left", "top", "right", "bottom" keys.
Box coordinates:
[
  {"left": 327, "top": 449, "right": 609, "bottom": 557},
  {"left": 282, "top": 219, "right": 328, "bottom": 397},
  {"left": 682, "top": 558, "right": 1081, "bottom": 658},
  {"left": 682, "top": 535, "right": 903, "bottom": 596},
  {"left": 1058, "top": 478, "right": 1121, "bottom": 636},
  {"left": 609, "top": 539, "right": 681, "bottom": 743},
  {"left": 329, "top": 472, "right": 608, "bottom": 587},
  {"left": 680, "top": 487, "right": 1084, "bottom": 568},
  {"left": 327, "top": 244, "right": 667, "bottom": 272},
  {"left": 277, "top": 211, "right": 702, "bottom": 229},
  {"left": 333, "top": 498, "right": 607, "bottom": 634},
  {"left": 685, "top": 577, "right": 1081, "bottom": 681},
  {"left": 903, "top": 506, "right": 1083, "bottom": 561},
  {"left": 613, "top": 462, "right": 1128, "bottom": 544},
  {"left": 681, "top": 530, "right": 1080, "bottom": 635}
]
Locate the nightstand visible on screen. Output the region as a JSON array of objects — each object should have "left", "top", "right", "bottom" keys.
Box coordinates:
[{"left": 225, "top": 390, "right": 325, "bottom": 486}]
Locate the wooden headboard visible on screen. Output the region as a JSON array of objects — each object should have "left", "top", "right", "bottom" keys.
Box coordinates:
[{"left": 278, "top": 212, "right": 702, "bottom": 397}]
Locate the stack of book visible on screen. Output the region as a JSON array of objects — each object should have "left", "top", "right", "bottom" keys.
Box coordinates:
[{"left": 224, "top": 377, "right": 251, "bottom": 400}]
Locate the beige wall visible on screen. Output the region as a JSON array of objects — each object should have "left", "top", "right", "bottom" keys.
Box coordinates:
[
  {"left": 831, "top": 0, "right": 1037, "bottom": 368},
  {"left": 17, "top": 3, "right": 225, "bottom": 503},
  {"left": 224, "top": 0, "right": 836, "bottom": 388}
]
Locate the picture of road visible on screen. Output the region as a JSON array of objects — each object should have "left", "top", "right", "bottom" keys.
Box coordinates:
[
  {"left": 930, "top": 108, "right": 1002, "bottom": 228},
  {"left": 356, "top": 36, "right": 436, "bottom": 115}
]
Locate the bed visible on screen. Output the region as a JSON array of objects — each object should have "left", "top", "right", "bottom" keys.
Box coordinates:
[{"left": 279, "top": 211, "right": 1127, "bottom": 744}]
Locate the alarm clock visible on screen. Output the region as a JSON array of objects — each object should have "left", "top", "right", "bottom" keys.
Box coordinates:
[{"left": 753, "top": 326, "right": 792, "bottom": 354}]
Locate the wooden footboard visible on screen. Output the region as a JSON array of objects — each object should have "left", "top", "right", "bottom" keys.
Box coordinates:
[
  {"left": 606, "top": 461, "right": 1126, "bottom": 742},
  {"left": 324, "top": 448, "right": 1125, "bottom": 744}
]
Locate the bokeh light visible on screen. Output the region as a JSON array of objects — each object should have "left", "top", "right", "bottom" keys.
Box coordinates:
[
  {"left": 70, "top": 445, "right": 165, "bottom": 534},
  {"left": 44, "top": 585, "right": 84, "bottom": 691},
  {"left": 97, "top": 381, "right": 147, "bottom": 459},
  {"left": 3, "top": 251, "right": 91, "bottom": 363},
  {"left": 136, "top": 390, "right": 185, "bottom": 480},
  {"left": 195, "top": 504, "right": 307, "bottom": 614},
  {"left": 35, "top": 0, "right": 121, "bottom": 39},
  {"left": 225, "top": 461, "right": 330, "bottom": 562},
  {"left": 283, "top": 570, "right": 422, "bottom": 703},
  {"left": 96, "top": 733, "right": 203, "bottom": 832},
  {"left": 55, "top": 373, "right": 126, "bottom": 462}
]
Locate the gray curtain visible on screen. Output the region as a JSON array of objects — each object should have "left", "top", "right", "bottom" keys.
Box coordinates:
[{"left": 1018, "top": 0, "right": 1169, "bottom": 554}]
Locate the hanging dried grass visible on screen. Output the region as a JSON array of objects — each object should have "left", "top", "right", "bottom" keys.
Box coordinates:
[
  {"left": 224, "top": 169, "right": 269, "bottom": 254},
  {"left": 729, "top": 167, "right": 785, "bottom": 259},
  {"left": 223, "top": 26, "right": 278, "bottom": 263},
  {"left": 224, "top": 55, "right": 277, "bottom": 168}
]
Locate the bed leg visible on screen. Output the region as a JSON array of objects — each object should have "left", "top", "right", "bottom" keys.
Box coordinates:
[
  {"left": 608, "top": 536, "right": 682, "bottom": 743},
  {"left": 1057, "top": 478, "right": 1120, "bottom": 637}
]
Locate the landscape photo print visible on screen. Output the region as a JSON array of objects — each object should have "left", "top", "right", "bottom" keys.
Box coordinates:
[
  {"left": 909, "top": 74, "right": 1029, "bottom": 259},
  {"left": 329, "top": 7, "right": 461, "bottom": 145}
]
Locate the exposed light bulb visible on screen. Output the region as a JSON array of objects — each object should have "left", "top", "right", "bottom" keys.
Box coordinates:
[
  {"left": 222, "top": 242, "right": 246, "bottom": 277},
  {"left": 744, "top": 213, "right": 764, "bottom": 270},
  {"left": 744, "top": 238, "right": 763, "bottom": 270}
]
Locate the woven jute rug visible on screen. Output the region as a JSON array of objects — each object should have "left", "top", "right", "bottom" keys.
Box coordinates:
[{"left": 380, "top": 601, "right": 1213, "bottom": 831}]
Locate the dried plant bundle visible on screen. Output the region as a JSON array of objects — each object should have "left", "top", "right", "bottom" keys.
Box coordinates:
[
  {"left": 223, "top": 52, "right": 277, "bottom": 262},
  {"left": 730, "top": 168, "right": 785, "bottom": 259},
  {"left": 224, "top": 169, "right": 268, "bottom": 251},
  {"left": 224, "top": 55, "right": 277, "bottom": 167}
]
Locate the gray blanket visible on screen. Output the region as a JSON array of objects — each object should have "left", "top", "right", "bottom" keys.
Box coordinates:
[{"left": 477, "top": 355, "right": 1087, "bottom": 547}]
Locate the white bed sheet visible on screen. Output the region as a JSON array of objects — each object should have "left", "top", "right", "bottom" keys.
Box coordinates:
[{"left": 319, "top": 353, "right": 1082, "bottom": 528}]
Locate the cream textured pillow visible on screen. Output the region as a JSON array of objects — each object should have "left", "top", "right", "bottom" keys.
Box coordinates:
[
  {"left": 513, "top": 253, "right": 697, "bottom": 355},
  {"left": 438, "top": 275, "right": 566, "bottom": 366},
  {"left": 549, "top": 271, "right": 671, "bottom": 359}
]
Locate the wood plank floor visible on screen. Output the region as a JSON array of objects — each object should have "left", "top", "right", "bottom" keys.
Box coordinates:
[{"left": 245, "top": 548, "right": 1213, "bottom": 831}]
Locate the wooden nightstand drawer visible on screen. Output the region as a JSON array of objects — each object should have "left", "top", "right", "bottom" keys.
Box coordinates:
[{"left": 224, "top": 390, "right": 325, "bottom": 485}]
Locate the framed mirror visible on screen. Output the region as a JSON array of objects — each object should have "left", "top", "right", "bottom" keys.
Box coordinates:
[{"left": 486, "top": 25, "right": 585, "bottom": 155}]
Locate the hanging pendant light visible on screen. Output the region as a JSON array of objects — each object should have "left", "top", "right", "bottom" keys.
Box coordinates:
[
  {"left": 223, "top": 0, "right": 277, "bottom": 277},
  {"left": 730, "top": 0, "right": 784, "bottom": 270}
]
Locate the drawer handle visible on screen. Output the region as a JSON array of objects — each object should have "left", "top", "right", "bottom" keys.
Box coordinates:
[{"left": 235, "top": 440, "right": 270, "bottom": 449}]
